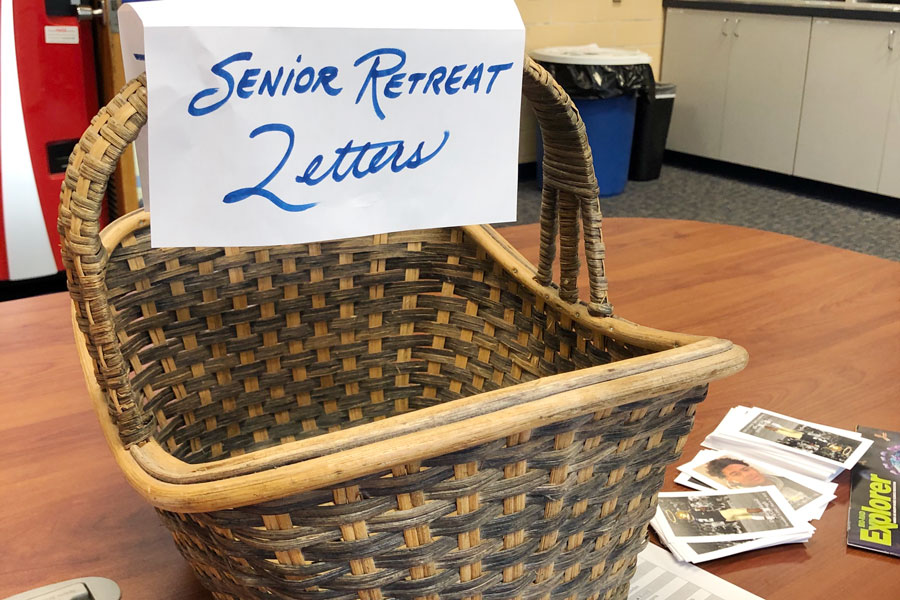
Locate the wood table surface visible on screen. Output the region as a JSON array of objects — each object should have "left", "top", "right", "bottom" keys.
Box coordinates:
[{"left": 1, "top": 218, "right": 897, "bottom": 600}]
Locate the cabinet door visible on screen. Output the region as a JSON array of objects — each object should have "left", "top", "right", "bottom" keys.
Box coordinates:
[
  {"left": 720, "top": 13, "right": 812, "bottom": 174},
  {"left": 795, "top": 19, "right": 898, "bottom": 192},
  {"left": 662, "top": 9, "right": 733, "bottom": 158},
  {"left": 878, "top": 61, "right": 900, "bottom": 198}
]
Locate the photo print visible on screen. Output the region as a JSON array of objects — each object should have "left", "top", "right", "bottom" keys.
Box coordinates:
[
  {"left": 655, "top": 488, "right": 810, "bottom": 542},
  {"left": 740, "top": 413, "right": 862, "bottom": 464},
  {"left": 701, "top": 407, "right": 874, "bottom": 481},
  {"left": 680, "top": 450, "right": 835, "bottom": 513}
]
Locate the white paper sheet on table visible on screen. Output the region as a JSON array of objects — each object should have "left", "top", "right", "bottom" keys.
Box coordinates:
[
  {"left": 119, "top": 0, "right": 525, "bottom": 247},
  {"left": 630, "top": 544, "right": 763, "bottom": 600}
]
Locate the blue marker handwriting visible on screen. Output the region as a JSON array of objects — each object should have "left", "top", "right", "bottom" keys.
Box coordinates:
[
  {"left": 223, "top": 123, "right": 450, "bottom": 212},
  {"left": 189, "top": 53, "right": 342, "bottom": 117},
  {"left": 295, "top": 130, "right": 450, "bottom": 185},
  {"left": 188, "top": 48, "right": 515, "bottom": 119},
  {"left": 192, "top": 46, "right": 499, "bottom": 211},
  {"left": 354, "top": 48, "right": 512, "bottom": 120}
]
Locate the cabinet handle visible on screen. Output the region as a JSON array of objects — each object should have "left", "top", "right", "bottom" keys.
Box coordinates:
[
  {"left": 890, "top": 29, "right": 896, "bottom": 51},
  {"left": 721, "top": 18, "right": 730, "bottom": 36},
  {"left": 733, "top": 17, "right": 741, "bottom": 38}
]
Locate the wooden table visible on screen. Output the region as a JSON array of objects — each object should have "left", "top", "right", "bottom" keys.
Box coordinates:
[{"left": 1, "top": 218, "right": 898, "bottom": 600}]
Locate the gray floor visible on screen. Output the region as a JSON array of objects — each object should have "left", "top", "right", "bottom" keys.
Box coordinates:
[{"left": 506, "top": 160, "right": 900, "bottom": 262}]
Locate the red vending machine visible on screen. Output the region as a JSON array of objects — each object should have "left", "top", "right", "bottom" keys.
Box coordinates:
[{"left": 0, "top": 0, "right": 100, "bottom": 281}]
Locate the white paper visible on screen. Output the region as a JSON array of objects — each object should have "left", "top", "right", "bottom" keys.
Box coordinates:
[
  {"left": 119, "top": 0, "right": 525, "bottom": 247},
  {"left": 630, "top": 543, "right": 764, "bottom": 599},
  {"left": 119, "top": 5, "right": 151, "bottom": 207}
]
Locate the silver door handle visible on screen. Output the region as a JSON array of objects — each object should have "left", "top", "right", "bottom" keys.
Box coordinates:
[
  {"left": 721, "top": 18, "right": 730, "bottom": 36},
  {"left": 75, "top": 0, "right": 113, "bottom": 28},
  {"left": 75, "top": 4, "right": 103, "bottom": 21},
  {"left": 733, "top": 17, "right": 742, "bottom": 37},
  {"left": 890, "top": 29, "right": 896, "bottom": 51}
]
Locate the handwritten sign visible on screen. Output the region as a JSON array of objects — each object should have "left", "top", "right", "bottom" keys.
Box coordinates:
[{"left": 119, "top": 0, "right": 524, "bottom": 247}]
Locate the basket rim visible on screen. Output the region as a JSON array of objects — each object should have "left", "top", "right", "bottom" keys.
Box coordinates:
[{"left": 73, "top": 210, "right": 748, "bottom": 512}]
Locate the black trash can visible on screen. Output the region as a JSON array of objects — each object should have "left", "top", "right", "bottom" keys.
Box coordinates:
[{"left": 629, "top": 82, "right": 676, "bottom": 181}]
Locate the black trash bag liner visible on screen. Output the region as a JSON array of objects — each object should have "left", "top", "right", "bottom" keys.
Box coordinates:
[{"left": 536, "top": 61, "right": 655, "bottom": 100}]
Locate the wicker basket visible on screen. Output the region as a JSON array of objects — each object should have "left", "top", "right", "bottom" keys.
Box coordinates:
[{"left": 59, "top": 58, "right": 747, "bottom": 600}]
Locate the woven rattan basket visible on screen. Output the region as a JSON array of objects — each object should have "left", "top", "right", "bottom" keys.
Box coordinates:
[{"left": 60, "top": 58, "right": 747, "bottom": 600}]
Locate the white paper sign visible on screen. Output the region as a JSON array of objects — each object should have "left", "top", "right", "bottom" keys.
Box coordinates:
[{"left": 119, "top": 0, "right": 524, "bottom": 247}]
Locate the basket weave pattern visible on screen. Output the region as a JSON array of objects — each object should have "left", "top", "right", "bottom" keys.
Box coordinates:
[
  {"left": 58, "top": 58, "right": 743, "bottom": 600},
  {"left": 106, "top": 226, "right": 641, "bottom": 463},
  {"left": 157, "top": 387, "right": 703, "bottom": 600}
]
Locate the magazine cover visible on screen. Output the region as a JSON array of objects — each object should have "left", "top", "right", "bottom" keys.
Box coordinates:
[{"left": 847, "top": 426, "right": 900, "bottom": 558}]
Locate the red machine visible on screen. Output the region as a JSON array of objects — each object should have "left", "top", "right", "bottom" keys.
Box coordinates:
[{"left": 0, "top": 0, "right": 101, "bottom": 281}]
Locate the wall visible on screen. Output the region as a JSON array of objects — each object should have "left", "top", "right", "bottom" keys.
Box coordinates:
[{"left": 516, "top": 0, "right": 664, "bottom": 162}]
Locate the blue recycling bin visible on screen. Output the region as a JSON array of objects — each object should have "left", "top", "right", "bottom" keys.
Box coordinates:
[
  {"left": 536, "top": 96, "right": 637, "bottom": 197},
  {"left": 532, "top": 45, "right": 653, "bottom": 197}
]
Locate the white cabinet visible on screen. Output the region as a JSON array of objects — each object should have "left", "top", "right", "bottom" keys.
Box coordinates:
[
  {"left": 794, "top": 19, "right": 900, "bottom": 192},
  {"left": 663, "top": 10, "right": 811, "bottom": 174},
  {"left": 719, "top": 13, "right": 812, "bottom": 174},
  {"left": 664, "top": 8, "right": 900, "bottom": 198},
  {"left": 662, "top": 9, "right": 732, "bottom": 158},
  {"left": 878, "top": 65, "right": 900, "bottom": 197}
]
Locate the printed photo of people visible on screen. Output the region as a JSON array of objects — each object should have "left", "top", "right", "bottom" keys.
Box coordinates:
[
  {"left": 740, "top": 414, "right": 862, "bottom": 463},
  {"left": 694, "top": 455, "right": 821, "bottom": 510},
  {"left": 659, "top": 490, "right": 794, "bottom": 538}
]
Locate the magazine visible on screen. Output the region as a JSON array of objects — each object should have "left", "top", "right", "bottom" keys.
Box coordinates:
[{"left": 847, "top": 426, "right": 900, "bottom": 558}]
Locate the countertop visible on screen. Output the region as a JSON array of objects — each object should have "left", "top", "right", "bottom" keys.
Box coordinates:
[{"left": 665, "top": 0, "right": 900, "bottom": 21}]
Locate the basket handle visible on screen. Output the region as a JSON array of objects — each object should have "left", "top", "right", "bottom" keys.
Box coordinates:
[
  {"left": 522, "top": 57, "right": 613, "bottom": 317},
  {"left": 58, "top": 75, "right": 151, "bottom": 446},
  {"left": 59, "top": 61, "right": 610, "bottom": 446}
]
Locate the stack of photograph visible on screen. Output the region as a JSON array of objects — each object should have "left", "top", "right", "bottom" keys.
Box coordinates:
[
  {"left": 699, "top": 406, "right": 872, "bottom": 480},
  {"left": 651, "top": 487, "right": 815, "bottom": 563},
  {"left": 674, "top": 449, "right": 838, "bottom": 520},
  {"left": 651, "top": 407, "right": 873, "bottom": 563}
]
